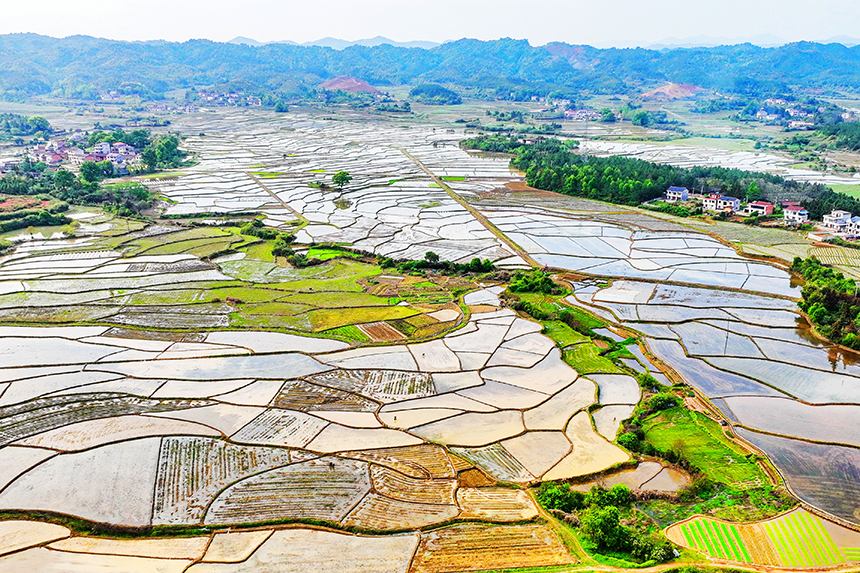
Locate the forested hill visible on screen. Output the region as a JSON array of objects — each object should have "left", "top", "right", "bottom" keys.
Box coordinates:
[{"left": 2, "top": 34, "right": 860, "bottom": 101}]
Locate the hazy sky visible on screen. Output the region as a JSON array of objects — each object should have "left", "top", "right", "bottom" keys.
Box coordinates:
[{"left": 2, "top": 0, "right": 859, "bottom": 47}]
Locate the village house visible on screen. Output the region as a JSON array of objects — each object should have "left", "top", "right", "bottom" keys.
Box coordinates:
[
  {"left": 746, "top": 201, "right": 774, "bottom": 216},
  {"left": 93, "top": 142, "right": 111, "bottom": 155},
  {"left": 823, "top": 210, "right": 852, "bottom": 232},
  {"left": 66, "top": 148, "right": 87, "bottom": 166},
  {"left": 702, "top": 194, "right": 740, "bottom": 212},
  {"left": 665, "top": 186, "right": 689, "bottom": 202},
  {"left": 783, "top": 205, "right": 809, "bottom": 224}
]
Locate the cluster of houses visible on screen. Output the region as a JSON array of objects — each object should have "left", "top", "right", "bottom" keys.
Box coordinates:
[
  {"left": 196, "top": 91, "right": 262, "bottom": 107},
  {"left": 748, "top": 97, "right": 858, "bottom": 129},
  {"left": 23, "top": 134, "right": 142, "bottom": 175},
  {"left": 563, "top": 109, "right": 603, "bottom": 121},
  {"left": 664, "top": 186, "right": 810, "bottom": 225}
]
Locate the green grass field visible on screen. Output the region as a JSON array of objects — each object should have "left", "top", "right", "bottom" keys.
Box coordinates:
[
  {"left": 562, "top": 343, "right": 623, "bottom": 374},
  {"left": 828, "top": 183, "right": 860, "bottom": 197},
  {"left": 541, "top": 321, "right": 591, "bottom": 348},
  {"left": 306, "top": 247, "right": 362, "bottom": 261},
  {"left": 642, "top": 407, "right": 766, "bottom": 489}
]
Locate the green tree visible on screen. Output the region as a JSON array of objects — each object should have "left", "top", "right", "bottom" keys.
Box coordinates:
[
  {"left": 424, "top": 251, "right": 440, "bottom": 263},
  {"left": 649, "top": 393, "right": 680, "bottom": 411},
  {"left": 141, "top": 146, "right": 158, "bottom": 171},
  {"left": 746, "top": 181, "right": 762, "bottom": 202},
  {"left": 79, "top": 161, "right": 103, "bottom": 183},
  {"left": 27, "top": 116, "right": 50, "bottom": 132},
  {"left": 274, "top": 101, "right": 289, "bottom": 113},
  {"left": 155, "top": 136, "right": 181, "bottom": 164},
  {"left": 631, "top": 111, "right": 652, "bottom": 127},
  {"left": 332, "top": 171, "right": 352, "bottom": 189},
  {"left": 53, "top": 169, "right": 76, "bottom": 194},
  {"left": 580, "top": 506, "right": 631, "bottom": 550},
  {"left": 536, "top": 483, "right": 585, "bottom": 512}
]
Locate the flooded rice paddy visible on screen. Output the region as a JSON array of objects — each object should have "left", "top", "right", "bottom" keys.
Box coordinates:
[{"left": 1, "top": 108, "right": 858, "bottom": 569}]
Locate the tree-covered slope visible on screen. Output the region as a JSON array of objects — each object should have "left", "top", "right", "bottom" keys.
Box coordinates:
[{"left": 1, "top": 34, "right": 859, "bottom": 100}]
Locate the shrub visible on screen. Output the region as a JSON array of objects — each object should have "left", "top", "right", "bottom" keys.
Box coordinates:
[
  {"left": 617, "top": 432, "right": 640, "bottom": 451},
  {"left": 649, "top": 393, "right": 680, "bottom": 411},
  {"left": 536, "top": 483, "right": 585, "bottom": 512},
  {"left": 509, "top": 269, "right": 562, "bottom": 294}
]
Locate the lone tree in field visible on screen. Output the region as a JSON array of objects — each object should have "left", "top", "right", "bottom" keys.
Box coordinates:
[{"left": 333, "top": 171, "right": 352, "bottom": 189}]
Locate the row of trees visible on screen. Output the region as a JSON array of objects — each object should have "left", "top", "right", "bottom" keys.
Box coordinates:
[{"left": 409, "top": 84, "right": 462, "bottom": 105}]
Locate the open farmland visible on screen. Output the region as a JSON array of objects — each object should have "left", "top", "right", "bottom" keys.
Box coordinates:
[{"left": 2, "top": 106, "right": 860, "bottom": 571}]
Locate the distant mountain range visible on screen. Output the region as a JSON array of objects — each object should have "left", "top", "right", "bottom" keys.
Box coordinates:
[
  {"left": 229, "top": 34, "right": 860, "bottom": 51},
  {"left": 1, "top": 34, "right": 860, "bottom": 102},
  {"left": 228, "top": 36, "right": 441, "bottom": 50},
  {"left": 644, "top": 34, "right": 860, "bottom": 50}
]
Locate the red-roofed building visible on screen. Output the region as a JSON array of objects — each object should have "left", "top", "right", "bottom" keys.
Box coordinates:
[{"left": 783, "top": 205, "right": 809, "bottom": 224}]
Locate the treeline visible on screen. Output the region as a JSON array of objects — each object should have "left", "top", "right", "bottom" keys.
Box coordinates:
[
  {"left": 791, "top": 257, "right": 860, "bottom": 349},
  {"left": 0, "top": 207, "right": 69, "bottom": 233},
  {"left": 379, "top": 250, "right": 494, "bottom": 274},
  {"left": 459, "top": 135, "right": 526, "bottom": 153},
  {"left": 460, "top": 134, "right": 578, "bottom": 154},
  {"left": 508, "top": 139, "right": 801, "bottom": 206},
  {"left": 535, "top": 482, "right": 674, "bottom": 563}
]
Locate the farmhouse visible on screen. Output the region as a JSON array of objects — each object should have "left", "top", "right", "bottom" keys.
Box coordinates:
[
  {"left": 746, "top": 201, "right": 774, "bottom": 216},
  {"left": 702, "top": 194, "right": 740, "bottom": 212},
  {"left": 665, "top": 186, "right": 689, "bottom": 201},
  {"left": 823, "top": 210, "right": 852, "bottom": 231},
  {"left": 783, "top": 205, "right": 809, "bottom": 224}
]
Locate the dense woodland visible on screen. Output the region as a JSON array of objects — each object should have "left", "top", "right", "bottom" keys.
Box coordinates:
[
  {"left": 2, "top": 35, "right": 860, "bottom": 101},
  {"left": 472, "top": 138, "right": 818, "bottom": 206}
]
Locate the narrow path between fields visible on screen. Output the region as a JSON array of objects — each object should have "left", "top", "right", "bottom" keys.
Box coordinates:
[
  {"left": 246, "top": 172, "right": 308, "bottom": 225},
  {"left": 398, "top": 148, "right": 539, "bottom": 267}
]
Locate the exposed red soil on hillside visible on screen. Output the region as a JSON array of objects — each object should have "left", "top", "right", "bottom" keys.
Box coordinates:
[
  {"left": 319, "top": 76, "right": 381, "bottom": 94},
  {"left": 642, "top": 82, "right": 707, "bottom": 100}
]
